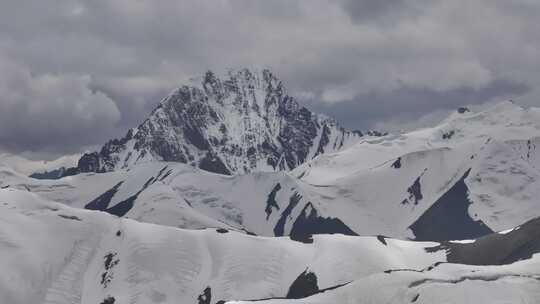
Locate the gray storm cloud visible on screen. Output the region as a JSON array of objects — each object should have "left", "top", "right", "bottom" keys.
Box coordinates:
[
  {"left": 0, "top": 0, "right": 538, "bottom": 156},
  {"left": 0, "top": 55, "right": 120, "bottom": 153}
]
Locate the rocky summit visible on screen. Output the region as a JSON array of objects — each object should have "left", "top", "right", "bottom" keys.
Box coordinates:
[{"left": 74, "top": 69, "right": 367, "bottom": 176}]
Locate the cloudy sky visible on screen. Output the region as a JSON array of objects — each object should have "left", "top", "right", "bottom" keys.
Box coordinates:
[{"left": 0, "top": 0, "right": 538, "bottom": 158}]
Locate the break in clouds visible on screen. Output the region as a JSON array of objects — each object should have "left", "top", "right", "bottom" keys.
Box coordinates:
[{"left": 0, "top": 0, "right": 538, "bottom": 156}]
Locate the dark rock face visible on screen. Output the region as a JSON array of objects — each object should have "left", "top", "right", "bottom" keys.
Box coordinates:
[
  {"left": 366, "top": 130, "right": 388, "bottom": 137},
  {"left": 426, "top": 217, "right": 540, "bottom": 265},
  {"left": 377, "top": 235, "right": 388, "bottom": 245},
  {"left": 57, "top": 214, "right": 82, "bottom": 221},
  {"left": 105, "top": 174, "right": 161, "bottom": 217},
  {"left": 30, "top": 165, "right": 83, "bottom": 179},
  {"left": 199, "top": 152, "right": 231, "bottom": 175},
  {"left": 391, "top": 157, "right": 402, "bottom": 169},
  {"left": 85, "top": 182, "right": 124, "bottom": 211},
  {"left": 106, "top": 195, "right": 138, "bottom": 217},
  {"left": 101, "top": 252, "right": 119, "bottom": 288},
  {"left": 29, "top": 167, "right": 68, "bottom": 180},
  {"left": 314, "top": 124, "right": 331, "bottom": 157},
  {"left": 286, "top": 270, "right": 319, "bottom": 299},
  {"left": 65, "top": 69, "right": 363, "bottom": 176},
  {"left": 410, "top": 169, "right": 493, "bottom": 241},
  {"left": 84, "top": 166, "right": 169, "bottom": 218},
  {"left": 274, "top": 192, "right": 303, "bottom": 236},
  {"left": 457, "top": 107, "right": 470, "bottom": 114},
  {"left": 78, "top": 152, "right": 103, "bottom": 173},
  {"left": 401, "top": 175, "right": 424, "bottom": 205},
  {"left": 265, "top": 183, "right": 281, "bottom": 220},
  {"left": 442, "top": 130, "right": 455, "bottom": 140},
  {"left": 100, "top": 297, "right": 115, "bottom": 304},
  {"left": 290, "top": 203, "right": 358, "bottom": 243},
  {"left": 197, "top": 287, "right": 212, "bottom": 304}
]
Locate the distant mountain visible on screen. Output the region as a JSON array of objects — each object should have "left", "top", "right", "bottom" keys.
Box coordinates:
[
  {"left": 67, "top": 69, "right": 373, "bottom": 176},
  {"left": 29, "top": 167, "right": 72, "bottom": 180},
  {"left": 0, "top": 153, "right": 79, "bottom": 176}
]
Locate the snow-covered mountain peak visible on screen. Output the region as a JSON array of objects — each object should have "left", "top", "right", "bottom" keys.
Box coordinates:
[
  {"left": 294, "top": 101, "right": 540, "bottom": 184},
  {"left": 66, "top": 68, "right": 365, "bottom": 176},
  {"left": 442, "top": 101, "right": 526, "bottom": 126},
  {"left": 429, "top": 101, "right": 540, "bottom": 144}
]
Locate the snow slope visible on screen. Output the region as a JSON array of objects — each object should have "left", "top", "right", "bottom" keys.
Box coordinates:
[
  {"left": 228, "top": 258, "right": 540, "bottom": 304},
  {"left": 1, "top": 187, "right": 539, "bottom": 304},
  {"left": 0, "top": 162, "right": 353, "bottom": 237},
  {"left": 0, "top": 188, "right": 442, "bottom": 304},
  {"left": 1, "top": 187, "right": 538, "bottom": 304},
  {"left": 294, "top": 101, "right": 540, "bottom": 184},
  {"left": 291, "top": 101, "right": 540, "bottom": 239}
]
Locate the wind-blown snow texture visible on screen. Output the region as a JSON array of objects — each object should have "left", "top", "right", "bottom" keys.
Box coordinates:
[
  {"left": 0, "top": 188, "right": 539, "bottom": 304},
  {"left": 71, "top": 69, "right": 364, "bottom": 176}
]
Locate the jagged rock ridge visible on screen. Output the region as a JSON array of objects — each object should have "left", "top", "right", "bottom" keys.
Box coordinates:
[{"left": 74, "top": 69, "right": 366, "bottom": 175}]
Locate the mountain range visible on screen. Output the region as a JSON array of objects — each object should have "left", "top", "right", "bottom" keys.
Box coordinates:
[
  {"left": 66, "top": 69, "right": 381, "bottom": 176},
  {"left": 1, "top": 69, "right": 539, "bottom": 303}
]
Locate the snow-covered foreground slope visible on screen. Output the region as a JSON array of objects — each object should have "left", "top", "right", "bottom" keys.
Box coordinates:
[
  {"left": 1, "top": 187, "right": 539, "bottom": 304},
  {"left": 228, "top": 258, "right": 540, "bottom": 304},
  {"left": 0, "top": 188, "right": 441, "bottom": 303}
]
